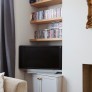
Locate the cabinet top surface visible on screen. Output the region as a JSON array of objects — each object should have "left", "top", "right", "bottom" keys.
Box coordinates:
[{"left": 33, "top": 73, "right": 63, "bottom": 77}]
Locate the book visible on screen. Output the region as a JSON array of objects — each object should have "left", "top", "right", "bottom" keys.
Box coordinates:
[{"left": 31, "top": 8, "right": 62, "bottom": 21}]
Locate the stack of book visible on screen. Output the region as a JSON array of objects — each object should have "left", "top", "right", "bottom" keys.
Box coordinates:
[
  {"left": 34, "top": 22, "right": 62, "bottom": 39},
  {"left": 31, "top": 7, "right": 62, "bottom": 21}
]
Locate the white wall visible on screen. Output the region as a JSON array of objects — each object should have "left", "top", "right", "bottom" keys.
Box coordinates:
[
  {"left": 14, "top": 1, "right": 37, "bottom": 92},
  {"left": 14, "top": 0, "right": 36, "bottom": 79},
  {"left": 62, "top": 0, "right": 92, "bottom": 92},
  {"left": 14, "top": 0, "right": 92, "bottom": 92},
  {"left": 14, "top": 1, "right": 62, "bottom": 91}
]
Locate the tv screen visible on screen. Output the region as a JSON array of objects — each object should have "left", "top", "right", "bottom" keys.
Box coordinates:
[{"left": 19, "top": 46, "right": 62, "bottom": 70}]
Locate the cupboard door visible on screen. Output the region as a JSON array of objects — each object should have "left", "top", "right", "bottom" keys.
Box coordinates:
[
  {"left": 33, "top": 75, "right": 41, "bottom": 92},
  {"left": 42, "top": 77, "right": 57, "bottom": 92}
]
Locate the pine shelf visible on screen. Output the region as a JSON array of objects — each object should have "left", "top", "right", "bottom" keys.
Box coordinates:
[
  {"left": 30, "top": 38, "right": 62, "bottom": 42},
  {"left": 31, "top": 17, "right": 62, "bottom": 24},
  {"left": 31, "top": 0, "right": 62, "bottom": 8}
]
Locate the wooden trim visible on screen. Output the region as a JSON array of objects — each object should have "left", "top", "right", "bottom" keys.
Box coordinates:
[
  {"left": 31, "top": 18, "right": 62, "bottom": 24},
  {"left": 30, "top": 38, "right": 62, "bottom": 42},
  {"left": 86, "top": 0, "right": 92, "bottom": 28},
  {"left": 83, "top": 64, "right": 92, "bottom": 92}
]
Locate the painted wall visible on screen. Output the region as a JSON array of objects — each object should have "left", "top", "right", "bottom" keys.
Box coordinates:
[
  {"left": 14, "top": 0, "right": 35, "bottom": 79},
  {"left": 14, "top": 0, "right": 62, "bottom": 91},
  {"left": 62, "top": 0, "right": 92, "bottom": 92},
  {"left": 14, "top": 0, "right": 92, "bottom": 92},
  {"left": 14, "top": 0, "right": 37, "bottom": 91}
]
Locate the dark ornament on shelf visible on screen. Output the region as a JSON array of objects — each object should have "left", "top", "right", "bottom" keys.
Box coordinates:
[{"left": 29, "top": 0, "right": 36, "bottom": 4}]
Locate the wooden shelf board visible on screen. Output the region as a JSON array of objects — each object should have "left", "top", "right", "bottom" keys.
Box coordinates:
[
  {"left": 31, "top": 0, "right": 62, "bottom": 8},
  {"left": 30, "top": 38, "right": 62, "bottom": 42},
  {"left": 31, "top": 18, "right": 62, "bottom": 24}
]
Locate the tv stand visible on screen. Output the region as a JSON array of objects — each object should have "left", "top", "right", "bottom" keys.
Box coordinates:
[
  {"left": 32, "top": 73, "right": 63, "bottom": 92},
  {"left": 27, "top": 69, "right": 62, "bottom": 74}
]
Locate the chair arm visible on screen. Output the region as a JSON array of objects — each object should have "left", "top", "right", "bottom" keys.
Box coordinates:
[{"left": 4, "top": 77, "right": 27, "bottom": 92}]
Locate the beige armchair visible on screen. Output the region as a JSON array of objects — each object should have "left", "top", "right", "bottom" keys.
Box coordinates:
[{"left": 4, "top": 77, "right": 27, "bottom": 92}]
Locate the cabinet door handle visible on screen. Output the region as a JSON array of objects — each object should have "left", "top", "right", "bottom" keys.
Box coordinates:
[
  {"left": 37, "top": 78, "right": 40, "bottom": 80},
  {"left": 39, "top": 78, "right": 42, "bottom": 80},
  {"left": 37, "top": 78, "right": 42, "bottom": 80}
]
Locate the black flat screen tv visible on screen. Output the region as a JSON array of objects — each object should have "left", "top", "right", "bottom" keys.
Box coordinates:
[{"left": 19, "top": 46, "right": 62, "bottom": 70}]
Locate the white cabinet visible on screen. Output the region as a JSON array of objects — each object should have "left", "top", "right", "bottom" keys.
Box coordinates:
[{"left": 32, "top": 74, "right": 62, "bottom": 92}]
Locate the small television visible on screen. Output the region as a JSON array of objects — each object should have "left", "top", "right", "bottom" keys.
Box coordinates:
[{"left": 19, "top": 46, "right": 62, "bottom": 72}]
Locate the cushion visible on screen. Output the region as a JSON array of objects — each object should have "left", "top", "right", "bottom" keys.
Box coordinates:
[{"left": 0, "top": 73, "right": 4, "bottom": 92}]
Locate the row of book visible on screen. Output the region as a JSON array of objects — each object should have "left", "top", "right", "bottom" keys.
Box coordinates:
[
  {"left": 34, "top": 28, "right": 62, "bottom": 39},
  {"left": 48, "top": 22, "right": 62, "bottom": 29},
  {"left": 31, "top": 7, "right": 62, "bottom": 20}
]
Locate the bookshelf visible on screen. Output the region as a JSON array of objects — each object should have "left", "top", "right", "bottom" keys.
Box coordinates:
[
  {"left": 31, "top": 0, "right": 62, "bottom": 8},
  {"left": 30, "top": 38, "right": 62, "bottom": 42},
  {"left": 31, "top": 17, "right": 62, "bottom": 24},
  {"left": 30, "top": 0, "right": 62, "bottom": 42}
]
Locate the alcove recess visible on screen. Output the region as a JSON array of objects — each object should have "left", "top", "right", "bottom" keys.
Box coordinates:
[
  {"left": 83, "top": 64, "right": 92, "bottom": 92},
  {"left": 30, "top": 0, "right": 62, "bottom": 42}
]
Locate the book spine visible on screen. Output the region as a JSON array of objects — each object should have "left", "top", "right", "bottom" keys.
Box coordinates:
[{"left": 59, "top": 29, "right": 62, "bottom": 38}]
